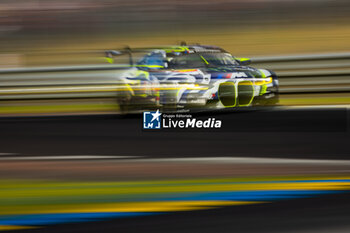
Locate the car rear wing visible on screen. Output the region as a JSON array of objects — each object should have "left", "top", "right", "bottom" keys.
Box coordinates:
[{"left": 105, "top": 47, "right": 134, "bottom": 66}]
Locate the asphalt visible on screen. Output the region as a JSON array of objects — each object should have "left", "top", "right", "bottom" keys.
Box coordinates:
[
  {"left": 0, "top": 106, "right": 349, "bottom": 159},
  {"left": 1, "top": 106, "right": 350, "bottom": 233},
  {"left": 12, "top": 193, "right": 350, "bottom": 233}
]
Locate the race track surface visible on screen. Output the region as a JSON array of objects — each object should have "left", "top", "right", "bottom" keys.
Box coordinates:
[
  {"left": 0, "top": 106, "right": 348, "bottom": 159},
  {"left": 17, "top": 193, "right": 350, "bottom": 233},
  {"left": 0, "top": 106, "right": 349, "bottom": 233}
]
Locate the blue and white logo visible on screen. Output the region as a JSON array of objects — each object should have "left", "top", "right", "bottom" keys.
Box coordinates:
[{"left": 143, "top": 110, "right": 162, "bottom": 129}]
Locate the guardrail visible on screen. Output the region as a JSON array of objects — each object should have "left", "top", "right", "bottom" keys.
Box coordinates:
[
  {"left": 0, "top": 52, "right": 349, "bottom": 101},
  {"left": 252, "top": 52, "right": 350, "bottom": 93}
]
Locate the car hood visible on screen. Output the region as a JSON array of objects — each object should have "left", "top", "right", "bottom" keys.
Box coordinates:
[{"left": 204, "top": 66, "right": 263, "bottom": 78}]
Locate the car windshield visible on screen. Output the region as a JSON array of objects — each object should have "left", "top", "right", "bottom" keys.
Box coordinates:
[
  {"left": 168, "top": 53, "right": 206, "bottom": 69},
  {"left": 199, "top": 52, "right": 239, "bottom": 66},
  {"left": 137, "top": 51, "right": 166, "bottom": 68}
]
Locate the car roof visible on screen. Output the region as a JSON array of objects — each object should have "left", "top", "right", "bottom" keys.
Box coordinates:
[{"left": 130, "top": 45, "right": 227, "bottom": 54}]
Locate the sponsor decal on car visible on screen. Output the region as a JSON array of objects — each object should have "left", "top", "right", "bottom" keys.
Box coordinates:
[{"left": 230, "top": 72, "right": 248, "bottom": 78}]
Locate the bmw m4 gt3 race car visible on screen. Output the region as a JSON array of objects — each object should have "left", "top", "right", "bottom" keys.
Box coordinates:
[{"left": 105, "top": 44, "right": 279, "bottom": 112}]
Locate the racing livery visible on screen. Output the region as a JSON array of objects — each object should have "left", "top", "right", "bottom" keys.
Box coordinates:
[{"left": 105, "top": 44, "right": 279, "bottom": 112}]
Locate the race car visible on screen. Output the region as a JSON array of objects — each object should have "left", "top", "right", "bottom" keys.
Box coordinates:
[{"left": 105, "top": 44, "right": 279, "bottom": 112}]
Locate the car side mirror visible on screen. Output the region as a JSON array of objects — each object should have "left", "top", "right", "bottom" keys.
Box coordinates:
[{"left": 236, "top": 58, "right": 251, "bottom": 66}]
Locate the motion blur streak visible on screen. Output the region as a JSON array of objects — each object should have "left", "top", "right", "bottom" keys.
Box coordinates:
[
  {"left": 1, "top": 52, "right": 350, "bottom": 116},
  {"left": 0, "top": 226, "right": 36, "bottom": 231},
  {"left": 0, "top": 177, "right": 350, "bottom": 229}
]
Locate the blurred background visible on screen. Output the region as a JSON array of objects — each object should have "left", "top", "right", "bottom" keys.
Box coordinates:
[
  {"left": 0, "top": 0, "right": 350, "bottom": 115},
  {"left": 0, "top": 0, "right": 349, "bottom": 66}
]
